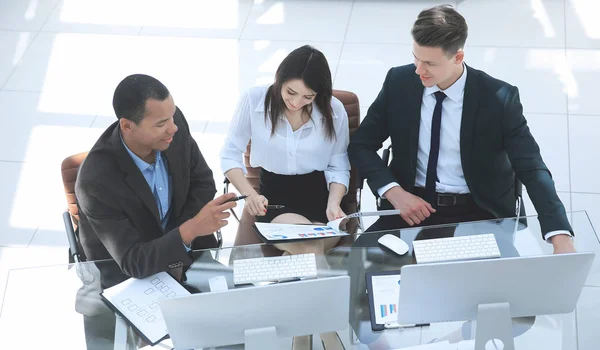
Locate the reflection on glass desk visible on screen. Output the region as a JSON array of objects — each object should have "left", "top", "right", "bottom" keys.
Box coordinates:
[{"left": 0, "top": 212, "right": 599, "bottom": 349}]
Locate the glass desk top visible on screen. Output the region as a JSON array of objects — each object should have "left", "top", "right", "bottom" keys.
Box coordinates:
[{"left": 1, "top": 211, "right": 598, "bottom": 349}]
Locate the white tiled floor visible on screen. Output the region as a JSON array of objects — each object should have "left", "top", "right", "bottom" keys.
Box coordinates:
[
  {"left": 240, "top": 0, "right": 354, "bottom": 41},
  {"left": 345, "top": 1, "right": 455, "bottom": 44},
  {"left": 460, "top": 0, "right": 567, "bottom": 48},
  {"left": 1, "top": 0, "right": 599, "bottom": 344}
]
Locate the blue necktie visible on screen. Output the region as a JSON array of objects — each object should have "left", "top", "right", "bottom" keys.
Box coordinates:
[{"left": 425, "top": 91, "right": 447, "bottom": 205}]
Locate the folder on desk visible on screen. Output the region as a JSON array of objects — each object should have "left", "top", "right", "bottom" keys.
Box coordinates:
[{"left": 100, "top": 271, "right": 190, "bottom": 345}]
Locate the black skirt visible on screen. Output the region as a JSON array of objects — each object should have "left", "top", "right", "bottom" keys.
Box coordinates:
[{"left": 256, "top": 169, "right": 329, "bottom": 224}]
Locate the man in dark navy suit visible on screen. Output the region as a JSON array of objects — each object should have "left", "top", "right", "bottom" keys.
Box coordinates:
[{"left": 349, "top": 5, "right": 574, "bottom": 253}]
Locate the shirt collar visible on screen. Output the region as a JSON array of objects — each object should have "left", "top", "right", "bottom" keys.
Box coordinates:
[
  {"left": 120, "top": 133, "right": 159, "bottom": 172},
  {"left": 424, "top": 64, "right": 467, "bottom": 102}
]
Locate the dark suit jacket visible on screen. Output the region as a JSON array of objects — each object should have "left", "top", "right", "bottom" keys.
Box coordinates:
[
  {"left": 75, "top": 107, "right": 218, "bottom": 279},
  {"left": 348, "top": 64, "right": 572, "bottom": 236}
]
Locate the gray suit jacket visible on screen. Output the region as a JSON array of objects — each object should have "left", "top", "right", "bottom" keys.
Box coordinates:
[{"left": 76, "top": 107, "right": 217, "bottom": 279}]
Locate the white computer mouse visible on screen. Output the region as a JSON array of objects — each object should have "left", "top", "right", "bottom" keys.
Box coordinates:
[{"left": 378, "top": 234, "right": 409, "bottom": 256}]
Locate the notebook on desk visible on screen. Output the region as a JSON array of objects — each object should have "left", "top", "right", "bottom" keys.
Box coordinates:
[{"left": 100, "top": 271, "right": 190, "bottom": 345}]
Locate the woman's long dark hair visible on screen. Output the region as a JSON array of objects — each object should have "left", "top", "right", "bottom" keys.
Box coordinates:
[{"left": 264, "top": 45, "right": 335, "bottom": 140}]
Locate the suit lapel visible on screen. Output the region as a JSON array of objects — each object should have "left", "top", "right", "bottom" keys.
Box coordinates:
[
  {"left": 109, "top": 127, "right": 161, "bottom": 224},
  {"left": 460, "top": 65, "right": 480, "bottom": 181},
  {"left": 407, "top": 73, "right": 425, "bottom": 184},
  {"left": 163, "top": 143, "right": 184, "bottom": 219}
]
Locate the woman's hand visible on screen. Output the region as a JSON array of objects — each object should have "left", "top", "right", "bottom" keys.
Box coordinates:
[
  {"left": 244, "top": 194, "right": 268, "bottom": 216},
  {"left": 326, "top": 204, "right": 346, "bottom": 223}
]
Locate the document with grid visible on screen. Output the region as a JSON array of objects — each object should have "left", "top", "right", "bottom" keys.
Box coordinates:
[{"left": 100, "top": 271, "right": 190, "bottom": 345}]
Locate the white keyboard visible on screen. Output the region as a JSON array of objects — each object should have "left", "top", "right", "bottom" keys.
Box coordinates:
[
  {"left": 233, "top": 253, "right": 318, "bottom": 285},
  {"left": 412, "top": 233, "right": 501, "bottom": 264}
]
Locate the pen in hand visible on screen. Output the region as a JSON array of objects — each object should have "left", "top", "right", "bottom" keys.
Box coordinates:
[
  {"left": 222, "top": 195, "right": 248, "bottom": 204},
  {"left": 265, "top": 205, "right": 285, "bottom": 210}
]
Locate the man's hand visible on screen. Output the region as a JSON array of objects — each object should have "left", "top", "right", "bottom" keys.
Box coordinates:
[
  {"left": 551, "top": 234, "right": 576, "bottom": 254},
  {"left": 384, "top": 186, "right": 436, "bottom": 226},
  {"left": 180, "top": 193, "right": 237, "bottom": 245}
]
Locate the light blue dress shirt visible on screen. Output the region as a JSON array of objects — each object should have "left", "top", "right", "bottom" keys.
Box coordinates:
[{"left": 121, "top": 138, "right": 190, "bottom": 251}]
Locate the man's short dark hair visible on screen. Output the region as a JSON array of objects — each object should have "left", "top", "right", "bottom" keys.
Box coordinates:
[
  {"left": 411, "top": 5, "right": 468, "bottom": 57},
  {"left": 112, "top": 74, "right": 170, "bottom": 124}
]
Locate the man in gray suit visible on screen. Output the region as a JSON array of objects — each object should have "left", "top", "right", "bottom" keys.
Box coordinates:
[{"left": 76, "top": 74, "right": 237, "bottom": 279}]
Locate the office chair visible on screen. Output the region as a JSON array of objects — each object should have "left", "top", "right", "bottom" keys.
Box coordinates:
[
  {"left": 223, "top": 90, "right": 363, "bottom": 246},
  {"left": 61, "top": 152, "right": 88, "bottom": 263},
  {"left": 60, "top": 152, "right": 223, "bottom": 263}
]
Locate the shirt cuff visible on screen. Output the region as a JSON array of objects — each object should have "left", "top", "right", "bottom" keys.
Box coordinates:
[
  {"left": 324, "top": 172, "right": 350, "bottom": 194},
  {"left": 378, "top": 182, "right": 400, "bottom": 198},
  {"left": 325, "top": 153, "right": 350, "bottom": 193},
  {"left": 544, "top": 230, "right": 572, "bottom": 243},
  {"left": 220, "top": 157, "right": 247, "bottom": 176}
]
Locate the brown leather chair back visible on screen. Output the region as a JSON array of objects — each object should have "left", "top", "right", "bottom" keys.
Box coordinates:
[
  {"left": 61, "top": 152, "right": 88, "bottom": 229},
  {"left": 241, "top": 90, "right": 361, "bottom": 233},
  {"left": 333, "top": 90, "right": 360, "bottom": 233}
]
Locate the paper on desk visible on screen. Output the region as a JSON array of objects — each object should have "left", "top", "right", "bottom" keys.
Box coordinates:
[
  {"left": 327, "top": 210, "right": 401, "bottom": 233},
  {"left": 255, "top": 222, "right": 350, "bottom": 241},
  {"left": 140, "top": 338, "right": 174, "bottom": 349},
  {"left": 255, "top": 210, "right": 400, "bottom": 242},
  {"left": 372, "top": 273, "right": 402, "bottom": 325},
  {"left": 102, "top": 271, "right": 190, "bottom": 344}
]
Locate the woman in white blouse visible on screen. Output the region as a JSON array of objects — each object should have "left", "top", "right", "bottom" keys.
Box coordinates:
[{"left": 220, "top": 45, "right": 350, "bottom": 251}]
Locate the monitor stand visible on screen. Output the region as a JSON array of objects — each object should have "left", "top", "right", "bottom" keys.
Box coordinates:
[
  {"left": 245, "top": 326, "right": 279, "bottom": 350},
  {"left": 473, "top": 302, "right": 515, "bottom": 350}
]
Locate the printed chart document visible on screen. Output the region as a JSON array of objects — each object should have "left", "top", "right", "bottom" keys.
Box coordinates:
[
  {"left": 255, "top": 210, "right": 400, "bottom": 242},
  {"left": 100, "top": 271, "right": 190, "bottom": 345},
  {"left": 365, "top": 270, "right": 430, "bottom": 331},
  {"left": 254, "top": 222, "right": 349, "bottom": 242},
  {"left": 371, "top": 273, "right": 403, "bottom": 326}
]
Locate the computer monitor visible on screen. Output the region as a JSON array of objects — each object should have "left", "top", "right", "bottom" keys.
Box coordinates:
[
  {"left": 397, "top": 252, "right": 594, "bottom": 350},
  {"left": 159, "top": 276, "right": 350, "bottom": 350}
]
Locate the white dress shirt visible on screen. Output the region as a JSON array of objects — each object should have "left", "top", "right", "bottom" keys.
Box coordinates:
[
  {"left": 377, "top": 66, "right": 569, "bottom": 241},
  {"left": 378, "top": 67, "right": 469, "bottom": 197},
  {"left": 220, "top": 85, "right": 351, "bottom": 190}
]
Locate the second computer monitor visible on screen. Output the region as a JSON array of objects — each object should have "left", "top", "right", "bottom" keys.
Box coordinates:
[
  {"left": 398, "top": 252, "right": 594, "bottom": 350},
  {"left": 397, "top": 252, "right": 594, "bottom": 325}
]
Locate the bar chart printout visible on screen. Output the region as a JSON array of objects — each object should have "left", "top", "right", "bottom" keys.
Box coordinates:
[{"left": 372, "top": 274, "right": 401, "bottom": 324}]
